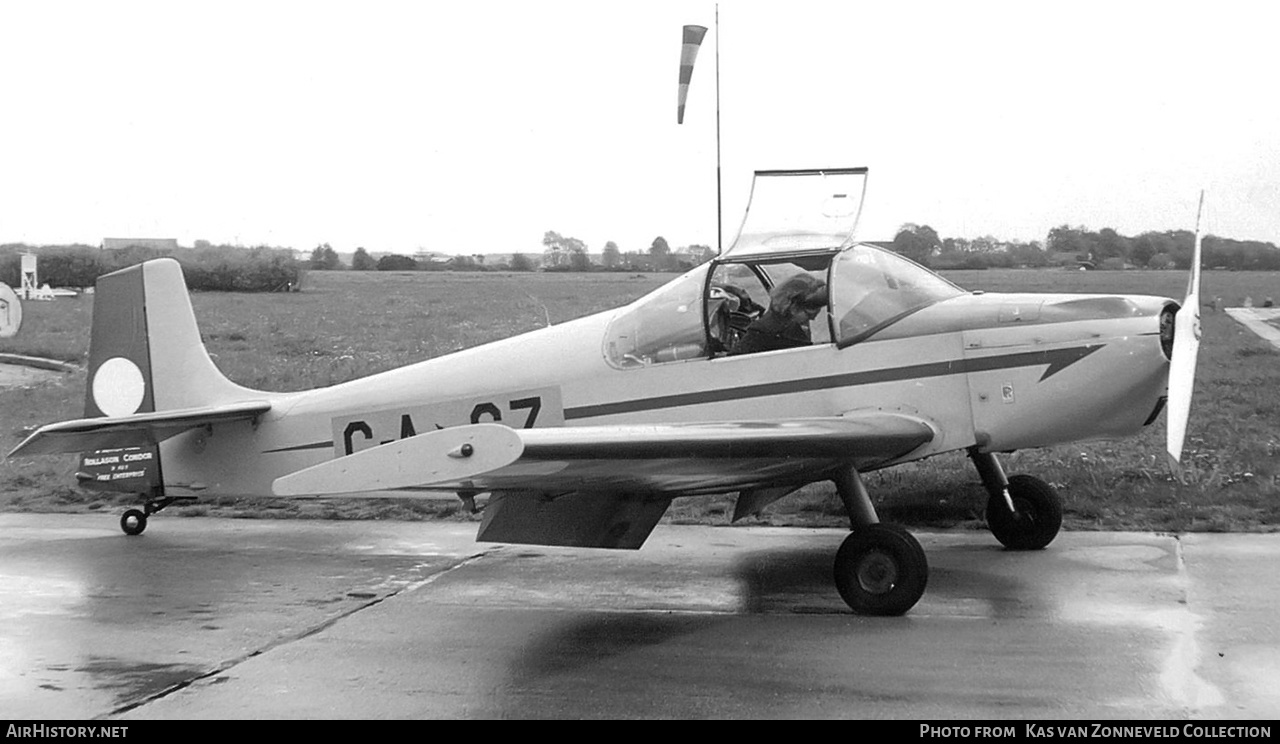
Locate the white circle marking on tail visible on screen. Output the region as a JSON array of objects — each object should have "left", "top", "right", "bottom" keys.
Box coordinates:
[{"left": 93, "top": 357, "right": 146, "bottom": 417}]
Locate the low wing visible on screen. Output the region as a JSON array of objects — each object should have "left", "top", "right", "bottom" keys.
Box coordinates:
[
  {"left": 271, "top": 411, "right": 935, "bottom": 549},
  {"left": 7, "top": 401, "right": 271, "bottom": 457},
  {"left": 492, "top": 414, "right": 932, "bottom": 494},
  {"left": 273, "top": 413, "right": 933, "bottom": 497}
]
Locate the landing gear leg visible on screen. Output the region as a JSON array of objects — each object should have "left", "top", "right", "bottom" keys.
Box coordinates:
[
  {"left": 970, "top": 448, "right": 1062, "bottom": 550},
  {"left": 119, "top": 485, "right": 196, "bottom": 536},
  {"left": 830, "top": 467, "right": 928, "bottom": 616}
]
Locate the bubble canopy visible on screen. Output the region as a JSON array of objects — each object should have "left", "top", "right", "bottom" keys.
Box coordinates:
[{"left": 723, "top": 168, "right": 869, "bottom": 259}]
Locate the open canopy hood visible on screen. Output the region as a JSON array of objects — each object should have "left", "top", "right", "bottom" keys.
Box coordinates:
[{"left": 723, "top": 167, "right": 869, "bottom": 259}]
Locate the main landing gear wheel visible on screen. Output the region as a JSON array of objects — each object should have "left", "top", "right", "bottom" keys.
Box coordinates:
[
  {"left": 833, "top": 523, "right": 928, "bottom": 616},
  {"left": 986, "top": 474, "right": 1063, "bottom": 550},
  {"left": 120, "top": 509, "right": 147, "bottom": 536}
]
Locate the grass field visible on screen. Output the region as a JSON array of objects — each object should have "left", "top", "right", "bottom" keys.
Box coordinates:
[{"left": 2, "top": 267, "right": 1278, "bottom": 532}]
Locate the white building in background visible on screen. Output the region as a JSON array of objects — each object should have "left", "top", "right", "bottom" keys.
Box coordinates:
[
  {"left": 19, "top": 253, "right": 37, "bottom": 299},
  {"left": 413, "top": 251, "right": 452, "bottom": 267},
  {"left": 15, "top": 253, "right": 74, "bottom": 300}
]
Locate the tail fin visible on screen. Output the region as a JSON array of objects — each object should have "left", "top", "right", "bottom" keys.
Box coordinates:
[
  {"left": 9, "top": 258, "right": 269, "bottom": 458},
  {"left": 85, "top": 258, "right": 254, "bottom": 418}
]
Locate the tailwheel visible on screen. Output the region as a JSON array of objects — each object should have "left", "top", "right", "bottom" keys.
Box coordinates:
[
  {"left": 833, "top": 523, "right": 928, "bottom": 616},
  {"left": 986, "top": 474, "right": 1062, "bottom": 550},
  {"left": 120, "top": 509, "right": 147, "bottom": 536},
  {"left": 117, "top": 493, "right": 194, "bottom": 536}
]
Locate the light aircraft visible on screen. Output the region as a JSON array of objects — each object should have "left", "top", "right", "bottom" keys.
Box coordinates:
[{"left": 7, "top": 169, "right": 1203, "bottom": 616}]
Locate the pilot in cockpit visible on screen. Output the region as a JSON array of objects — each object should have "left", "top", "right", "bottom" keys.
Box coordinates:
[{"left": 729, "top": 273, "right": 828, "bottom": 355}]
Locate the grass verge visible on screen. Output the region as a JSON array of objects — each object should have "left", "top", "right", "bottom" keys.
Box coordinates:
[{"left": 3, "top": 268, "right": 1277, "bottom": 532}]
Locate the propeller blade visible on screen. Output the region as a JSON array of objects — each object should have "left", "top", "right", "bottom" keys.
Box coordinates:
[{"left": 1166, "top": 192, "right": 1205, "bottom": 472}]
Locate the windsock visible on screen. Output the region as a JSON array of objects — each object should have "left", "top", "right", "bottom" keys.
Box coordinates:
[{"left": 678, "top": 25, "right": 708, "bottom": 124}]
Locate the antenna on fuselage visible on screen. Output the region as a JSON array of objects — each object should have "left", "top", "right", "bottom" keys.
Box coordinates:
[{"left": 714, "top": 4, "right": 722, "bottom": 255}]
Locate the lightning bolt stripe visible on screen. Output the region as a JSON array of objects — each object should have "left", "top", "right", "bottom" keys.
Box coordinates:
[{"left": 564, "top": 344, "right": 1105, "bottom": 421}]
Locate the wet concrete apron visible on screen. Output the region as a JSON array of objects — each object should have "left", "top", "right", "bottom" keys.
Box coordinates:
[{"left": 1, "top": 515, "right": 1276, "bottom": 719}]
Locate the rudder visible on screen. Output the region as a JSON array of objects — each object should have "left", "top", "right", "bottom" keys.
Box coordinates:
[
  {"left": 84, "top": 262, "right": 155, "bottom": 417},
  {"left": 84, "top": 258, "right": 254, "bottom": 419}
]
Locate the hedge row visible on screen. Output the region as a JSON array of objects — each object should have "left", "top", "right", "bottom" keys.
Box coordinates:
[{"left": 0, "top": 245, "right": 305, "bottom": 292}]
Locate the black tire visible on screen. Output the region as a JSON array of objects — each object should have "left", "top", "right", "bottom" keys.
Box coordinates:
[
  {"left": 120, "top": 509, "right": 147, "bottom": 536},
  {"left": 986, "top": 474, "right": 1062, "bottom": 550},
  {"left": 833, "top": 524, "right": 928, "bottom": 616}
]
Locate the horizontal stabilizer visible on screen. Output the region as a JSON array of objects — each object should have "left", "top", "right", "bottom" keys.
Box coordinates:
[
  {"left": 8, "top": 400, "right": 271, "bottom": 458},
  {"left": 272, "top": 423, "right": 524, "bottom": 496}
]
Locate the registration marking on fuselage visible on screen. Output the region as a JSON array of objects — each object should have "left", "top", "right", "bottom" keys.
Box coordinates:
[{"left": 330, "top": 387, "right": 564, "bottom": 457}]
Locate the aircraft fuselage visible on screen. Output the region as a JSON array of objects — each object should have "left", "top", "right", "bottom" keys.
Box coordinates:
[{"left": 157, "top": 288, "right": 1173, "bottom": 498}]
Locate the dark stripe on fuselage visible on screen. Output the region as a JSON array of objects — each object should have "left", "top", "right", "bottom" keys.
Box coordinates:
[
  {"left": 263, "top": 440, "right": 334, "bottom": 454},
  {"left": 564, "top": 344, "right": 1105, "bottom": 421}
]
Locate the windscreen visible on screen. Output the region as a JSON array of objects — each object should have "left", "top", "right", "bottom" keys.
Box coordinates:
[{"left": 832, "top": 243, "right": 965, "bottom": 344}]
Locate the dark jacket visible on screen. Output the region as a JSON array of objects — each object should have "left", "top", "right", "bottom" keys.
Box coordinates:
[{"left": 730, "top": 312, "right": 811, "bottom": 355}]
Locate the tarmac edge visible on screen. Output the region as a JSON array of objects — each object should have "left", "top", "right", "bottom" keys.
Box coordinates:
[{"left": 0, "top": 353, "right": 81, "bottom": 372}]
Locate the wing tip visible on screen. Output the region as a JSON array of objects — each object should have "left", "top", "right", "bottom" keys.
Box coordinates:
[{"left": 272, "top": 423, "right": 524, "bottom": 496}]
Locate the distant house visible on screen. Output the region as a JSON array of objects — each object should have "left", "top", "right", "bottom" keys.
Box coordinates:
[
  {"left": 413, "top": 251, "right": 452, "bottom": 267},
  {"left": 674, "top": 245, "right": 716, "bottom": 265},
  {"left": 102, "top": 238, "right": 179, "bottom": 251},
  {"left": 542, "top": 246, "right": 569, "bottom": 268},
  {"left": 1046, "top": 251, "right": 1085, "bottom": 269}
]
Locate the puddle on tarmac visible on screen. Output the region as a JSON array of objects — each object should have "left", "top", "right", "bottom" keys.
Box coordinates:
[{"left": 74, "top": 656, "right": 207, "bottom": 704}]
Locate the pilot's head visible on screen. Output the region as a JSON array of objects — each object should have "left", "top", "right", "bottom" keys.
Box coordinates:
[{"left": 769, "top": 273, "right": 828, "bottom": 321}]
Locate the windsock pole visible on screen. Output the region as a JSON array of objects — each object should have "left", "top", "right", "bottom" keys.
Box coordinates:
[
  {"left": 714, "top": 5, "right": 722, "bottom": 254},
  {"left": 679, "top": 13, "right": 722, "bottom": 254}
]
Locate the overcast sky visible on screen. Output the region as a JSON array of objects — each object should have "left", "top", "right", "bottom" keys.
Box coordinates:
[{"left": 2, "top": 0, "right": 1276, "bottom": 255}]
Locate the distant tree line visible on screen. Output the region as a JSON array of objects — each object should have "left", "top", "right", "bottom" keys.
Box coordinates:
[
  {"left": 319, "top": 233, "right": 717, "bottom": 274},
  {"left": 15, "top": 219, "right": 1269, "bottom": 294},
  {"left": 0, "top": 243, "right": 304, "bottom": 292},
  {"left": 310, "top": 244, "right": 520, "bottom": 273},
  {"left": 890, "top": 224, "right": 1280, "bottom": 271},
  {"left": 538, "top": 232, "right": 714, "bottom": 273}
]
